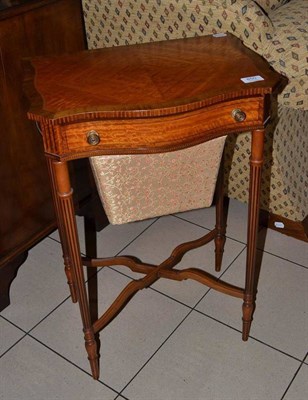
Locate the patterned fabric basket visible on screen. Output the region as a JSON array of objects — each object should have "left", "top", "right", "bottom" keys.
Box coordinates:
[{"left": 91, "top": 138, "right": 226, "bottom": 224}]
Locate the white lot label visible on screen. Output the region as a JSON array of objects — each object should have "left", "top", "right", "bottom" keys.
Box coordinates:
[
  {"left": 241, "top": 75, "right": 264, "bottom": 83},
  {"left": 212, "top": 33, "right": 227, "bottom": 37},
  {"left": 274, "top": 221, "right": 285, "bottom": 229}
]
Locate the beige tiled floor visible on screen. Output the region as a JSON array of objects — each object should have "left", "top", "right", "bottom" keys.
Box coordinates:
[{"left": 1, "top": 199, "right": 307, "bottom": 400}]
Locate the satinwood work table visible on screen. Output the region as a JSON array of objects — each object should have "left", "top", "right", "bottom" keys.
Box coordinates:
[{"left": 24, "top": 33, "right": 285, "bottom": 379}]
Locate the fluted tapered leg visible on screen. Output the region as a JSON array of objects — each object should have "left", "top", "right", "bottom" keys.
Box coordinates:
[
  {"left": 51, "top": 159, "right": 99, "bottom": 379},
  {"left": 47, "top": 157, "right": 77, "bottom": 303},
  {"left": 242, "top": 129, "right": 265, "bottom": 341}
]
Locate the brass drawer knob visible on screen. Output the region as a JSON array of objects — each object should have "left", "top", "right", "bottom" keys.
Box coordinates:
[
  {"left": 86, "top": 130, "right": 100, "bottom": 146},
  {"left": 232, "top": 109, "right": 246, "bottom": 122}
]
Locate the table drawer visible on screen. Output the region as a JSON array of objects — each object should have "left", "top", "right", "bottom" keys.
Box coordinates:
[{"left": 61, "top": 97, "right": 265, "bottom": 156}]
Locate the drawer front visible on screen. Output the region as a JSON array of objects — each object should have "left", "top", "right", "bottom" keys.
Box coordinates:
[{"left": 61, "top": 97, "right": 265, "bottom": 157}]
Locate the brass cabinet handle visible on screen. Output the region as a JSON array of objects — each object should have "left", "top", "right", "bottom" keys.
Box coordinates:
[
  {"left": 232, "top": 109, "right": 246, "bottom": 122},
  {"left": 86, "top": 130, "right": 100, "bottom": 145}
]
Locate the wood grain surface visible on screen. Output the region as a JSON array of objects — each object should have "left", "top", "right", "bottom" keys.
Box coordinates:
[{"left": 26, "top": 34, "right": 283, "bottom": 123}]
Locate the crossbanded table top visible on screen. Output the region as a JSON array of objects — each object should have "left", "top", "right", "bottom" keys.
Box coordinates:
[{"left": 25, "top": 33, "right": 283, "bottom": 122}]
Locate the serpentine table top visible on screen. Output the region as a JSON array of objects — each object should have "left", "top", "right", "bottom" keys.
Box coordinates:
[{"left": 24, "top": 33, "right": 284, "bottom": 160}]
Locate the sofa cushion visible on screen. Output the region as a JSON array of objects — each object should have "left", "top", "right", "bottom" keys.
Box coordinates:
[
  {"left": 254, "top": 0, "right": 290, "bottom": 14},
  {"left": 262, "top": 0, "right": 308, "bottom": 108},
  {"left": 213, "top": 0, "right": 274, "bottom": 51}
]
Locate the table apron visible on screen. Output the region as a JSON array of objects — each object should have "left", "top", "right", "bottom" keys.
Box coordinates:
[{"left": 42, "top": 97, "right": 267, "bottom": 160}]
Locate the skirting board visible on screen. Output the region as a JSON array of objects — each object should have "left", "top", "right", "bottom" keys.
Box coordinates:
[{"left": 260, "top": 211, "right": 308, "bottom": 242}]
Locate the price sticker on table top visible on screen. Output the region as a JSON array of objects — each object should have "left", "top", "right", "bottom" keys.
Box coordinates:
[{"left": 241, "top": 75, "right": 264, "bottom": 83}]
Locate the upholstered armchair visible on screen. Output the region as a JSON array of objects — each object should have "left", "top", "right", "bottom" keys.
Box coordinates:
[{"left": 82, "top": 0, "right": 307, "bottom": 240}]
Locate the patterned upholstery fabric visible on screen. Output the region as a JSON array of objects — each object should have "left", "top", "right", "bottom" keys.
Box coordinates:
[
  {"left": 82, "top": 0, "right": 308, "bottom": 222},
  {"left": 91, "top": 138, "right": 226, "bottom": 224},
  {"left": 83, "top": 0, "right": 273, "bottom": 52},
  {"left": 225, "top": 105, "right": 307, "bottom": 220},
  {"left": 262, "top": 0, "right": 308, "bottom": 109},
  {"left": 255, "top": 0, "right": 290, "bottom": 13}
]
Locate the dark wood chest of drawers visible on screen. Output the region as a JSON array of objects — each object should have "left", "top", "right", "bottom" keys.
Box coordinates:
[{"left": 0, "top": 0, "right": 86, "bottom": 310}]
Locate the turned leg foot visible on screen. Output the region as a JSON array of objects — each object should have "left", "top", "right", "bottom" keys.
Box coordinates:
[
  {"left": 84, "top": 329, "right": 99, "bottom": 379},
  {"left": 215, "top": 236, "right": 226, "bottom": 272},
  {"left": 242, "top": 296, "right": 255, "bottom": 340}
]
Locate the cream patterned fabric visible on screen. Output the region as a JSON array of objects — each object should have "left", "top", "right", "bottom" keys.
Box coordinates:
[
  {"left": 82, "top": 0, "right": 308, "bottom": 222},
  {"left": 255, "top": 0, "right": 290, "bottom": 13},
  {"left": 82, "top": 0, "right": 273, "bottom": 53},
  {"left": 91, "top": 138, "right": 226, "bottom": 224},
  {"left": 225, "top": 105, "right": 307, "bottom": 220},
  {"left": 262, "top": 0, "right": 308, "bottom": 109}
]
